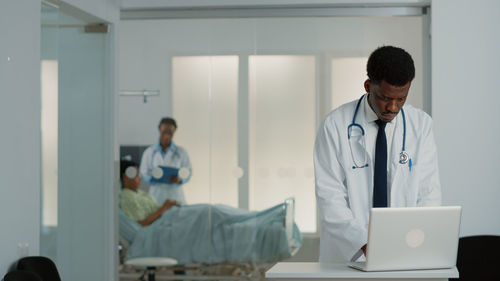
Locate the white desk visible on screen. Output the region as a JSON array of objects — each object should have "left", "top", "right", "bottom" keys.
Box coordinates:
[{"left": 266, "top": 262, "right": 458, "bottom": 281}]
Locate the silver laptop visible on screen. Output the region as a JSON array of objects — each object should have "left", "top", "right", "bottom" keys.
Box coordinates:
[{"left": 349, "top": 206, "right": 462, "bottom": 271}]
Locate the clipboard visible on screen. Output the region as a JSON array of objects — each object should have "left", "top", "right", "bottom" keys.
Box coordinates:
[{"left": 151, "top": 166, "right": 179, "bottom": 184}]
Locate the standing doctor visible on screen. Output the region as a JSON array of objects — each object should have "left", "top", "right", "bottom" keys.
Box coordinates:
[
  {"left": 140, "top": 117, "right": 192, "bottom": 205},
  {"left": 314, "top": 46, "right": 441, "bottom": 263}
]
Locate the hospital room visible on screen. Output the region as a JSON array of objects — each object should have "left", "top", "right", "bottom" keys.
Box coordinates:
[{"left": 1, "top": 0, "right": 500, "bottom": 281}]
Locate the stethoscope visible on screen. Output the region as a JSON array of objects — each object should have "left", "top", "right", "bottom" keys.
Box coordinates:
[
  {"left": 348, "top": 95, "right": 410, "bottom": 169},
  {"left": 150, "top": 146, "right": 191, "bottom": 181},
  {"left": 151, "top": 144, "right": 181, "bottom": 165}
]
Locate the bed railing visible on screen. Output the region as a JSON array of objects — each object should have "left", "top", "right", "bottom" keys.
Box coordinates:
[{"left": 283, "top": 197, "right": 300, "bottom": 256}]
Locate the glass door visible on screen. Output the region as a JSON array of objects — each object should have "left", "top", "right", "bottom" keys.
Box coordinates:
[{"left": 40, "top": 4, "right": 113, "bottom": 280}]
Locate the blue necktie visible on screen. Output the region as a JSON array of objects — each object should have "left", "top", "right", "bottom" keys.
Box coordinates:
[{"left": 374, "top": 119, "right": 388, "bottom": 207}]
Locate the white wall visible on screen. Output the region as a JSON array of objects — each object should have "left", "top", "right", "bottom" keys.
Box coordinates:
[
  {"left": 0, "top": 0, "right": 41, "bottom": 274},
  {"left": 432, "top": 0, "right": 500, "bottom": 236},
  {"left": 118, "top": 16, "right": 424, "bottom": 145}
]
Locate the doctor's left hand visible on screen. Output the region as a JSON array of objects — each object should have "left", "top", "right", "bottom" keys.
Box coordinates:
[{"left": 168, "top": 176, "right": 182, "bottom": 184}]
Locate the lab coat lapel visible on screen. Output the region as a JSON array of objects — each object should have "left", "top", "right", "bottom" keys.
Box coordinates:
[
  {"left": 350, "top": 95, "right": 373, "bottom": 205},
  {"left": 353, "top": 95, "right": 373, "bottom": 163},
  {"left": 389, "top": 109, "right": 405, "bottom": 206}
]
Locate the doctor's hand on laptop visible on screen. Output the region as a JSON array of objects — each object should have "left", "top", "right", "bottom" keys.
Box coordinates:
[{"left": 361, "top": 244, "right": 367, "bottom": 256}]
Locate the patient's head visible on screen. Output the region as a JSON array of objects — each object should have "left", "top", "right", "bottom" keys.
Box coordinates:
[{"left": 120, "top": 160, "right": 141, "bottom": 190}]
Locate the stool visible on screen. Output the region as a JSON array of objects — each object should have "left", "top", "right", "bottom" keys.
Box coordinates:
[{"left": 125, "top": 257, "right": 178, "bottom": 281}]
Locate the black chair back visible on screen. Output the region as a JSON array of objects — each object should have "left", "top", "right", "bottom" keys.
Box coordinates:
[
  {"left": 17, "top": 256, "right": 61, "bottom": 281},
  {"left": 452, "top": 235, "right": 500, "bottom": 281},
  {"left": 3, "top": 270, "right": 42, "bottom": 281}
]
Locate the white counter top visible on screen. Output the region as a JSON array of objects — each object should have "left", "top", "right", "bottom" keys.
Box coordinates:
[{"left": 266, "top": 262, "right": 459, "bottom": 279}]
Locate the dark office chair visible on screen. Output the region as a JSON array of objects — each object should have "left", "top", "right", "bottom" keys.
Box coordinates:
[
  {"left": 451, "top": 235, "right": 500, "bottom": 281},
  {"left": 16, "top": 256, "right": 61, "bottom": 281},
  {"left": 3, "top": 270, "right": 43, "bottom": 281}
]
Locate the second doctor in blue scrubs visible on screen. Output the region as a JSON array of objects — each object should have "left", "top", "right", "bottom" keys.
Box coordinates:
[{"left": 140, "top": 117, "right": 192, "bottom": 205}]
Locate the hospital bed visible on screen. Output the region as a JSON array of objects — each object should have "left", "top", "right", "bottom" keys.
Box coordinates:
[{"left": 119, "top": 198, "right": 301, "bottom": 281}]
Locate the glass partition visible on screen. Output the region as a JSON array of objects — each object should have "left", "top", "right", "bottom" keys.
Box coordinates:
[
  {"left": 118, "top": 14, "right": 424, "bottom": 267},
  {"left": 40, "top": 2, "right": 59, "bottom": 261},
  {"left": 40, "top": 4, "right": 113, "bottom": 280}
]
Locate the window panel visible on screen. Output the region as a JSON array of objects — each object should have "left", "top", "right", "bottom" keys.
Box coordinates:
[
  {"left": 249, "top": 55, "right": 316, "bottom": 233},
  {"left": 331, "top": 57, "right": 368, "bottom": 110},
  {"left": 172, "top": 56, "right": 239, "bottom": 206}
]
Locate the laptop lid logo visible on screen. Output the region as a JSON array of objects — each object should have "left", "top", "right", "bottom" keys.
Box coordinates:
[{"left": 406, "top": 228, "right": 425, "bottom": 248}]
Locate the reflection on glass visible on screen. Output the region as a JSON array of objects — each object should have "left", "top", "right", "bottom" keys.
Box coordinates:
[
  {"left": 41, "top": 60, "right": 58, "bottom": 227},
  {"left": 331, "top": 57, "right": 368, "bottom": 110},
  {"left": 172, "top": 56, "right": 238, "bottom": 206},
  {"left": 249, "top": 55, "right": 317, "bottom": 233},
  {"left": 40, "top": 2, "right": 59, "bottom": 261}
]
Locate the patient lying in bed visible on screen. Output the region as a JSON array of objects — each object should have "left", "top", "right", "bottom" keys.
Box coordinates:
[
  {"left": 119, "top": 160, "right": 302, "bottom": 265},
  {"left": 120, "top": 160, "right": 179, "bottom": 226}
]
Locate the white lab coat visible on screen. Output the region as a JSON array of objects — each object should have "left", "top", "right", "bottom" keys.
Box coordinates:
[
  {"left": 140, "top": 142, "right": 192, "bottom": 205},
  {"left": 314, "top": 94, "right": 441, "bottom": 263}
]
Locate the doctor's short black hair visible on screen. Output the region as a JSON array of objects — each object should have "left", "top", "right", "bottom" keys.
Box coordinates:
[
  {"left": 158, "top": 117, "right": 177, "bottom": 130},
  {"left": 367, "top": 46, "right": 415, "bottom": 86}
]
